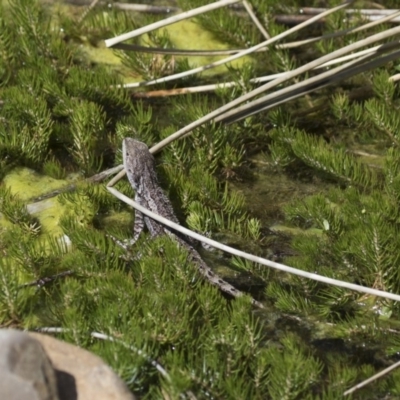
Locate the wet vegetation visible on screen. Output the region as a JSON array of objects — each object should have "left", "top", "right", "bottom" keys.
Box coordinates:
[{"left": 2, "top": 0, "right": 400, "bottom": 398}]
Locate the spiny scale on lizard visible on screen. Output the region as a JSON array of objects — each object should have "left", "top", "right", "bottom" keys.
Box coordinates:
[{"left": 123, "top": 138, "right": 264, "bottom": 309}]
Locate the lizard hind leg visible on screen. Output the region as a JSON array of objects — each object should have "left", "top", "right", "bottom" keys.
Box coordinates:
[
  {"left": 108, "top": 209, "right": 145, "bottom": 251},
  {"left": 133, "top": 209, "right": 145, "bottom": 243},
  {"left": 106, "top": 209, "right": 146, "bottom": 263}
]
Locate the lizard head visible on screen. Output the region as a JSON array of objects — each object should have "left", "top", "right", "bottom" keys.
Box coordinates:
[{"left": 122, "top": 138, "right": 156, "bottom": 190}]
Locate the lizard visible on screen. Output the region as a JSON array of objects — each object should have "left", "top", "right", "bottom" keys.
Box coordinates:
[{"left": 122, "top": 137, "right": 264, "bottom": 309}]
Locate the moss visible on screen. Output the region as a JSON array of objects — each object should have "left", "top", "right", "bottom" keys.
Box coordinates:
[{"left": 3, "top": 168, "right": 69, "bottom": 202}]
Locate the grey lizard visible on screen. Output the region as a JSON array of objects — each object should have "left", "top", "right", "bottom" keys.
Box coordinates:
[{"left": 122, "top": 138, "right": 264, "bottom": 309}]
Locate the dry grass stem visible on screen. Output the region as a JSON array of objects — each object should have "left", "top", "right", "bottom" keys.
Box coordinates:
[
  {"left": 109, "top": 1, "right": 351, "bottom": 89},
  {"left": 106, "top": 186, "right": 400, "bottom": 303},
  {"left": 344, "top": 360, "right": 400, "bottom": 396},
  {"left": 105, "top": 0, "right": 241, "bottom": 48}
]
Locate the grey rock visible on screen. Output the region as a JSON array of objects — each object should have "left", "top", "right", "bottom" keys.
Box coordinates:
[
  {"left": 29, "top": 332, "right": 136, "bottom": 400},
  {"left": 0, "top": 329, "right": 136, "bottom": 400},
  {"left": 0, "top": 329, "right": 59, "bottom": 400}
]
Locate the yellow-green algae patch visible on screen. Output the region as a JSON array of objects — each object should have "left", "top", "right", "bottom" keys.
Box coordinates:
[
  {"left": 87, "top": 18, "right": 253, "bottom": 83},
  {"left": 4, "top": 167, "right": 69, "bottom": 201},
  {"left": 3, "top": 168, "right": 71, "bottom": 236},
  {"left": 165, "top": 19, "right": 252, "bottom": 75},
  {"left": 82, "top": 41, "right": 123, "bottom": 66},
  {"left": 26, "top": 198, "right": 67, "bottom": 237}
]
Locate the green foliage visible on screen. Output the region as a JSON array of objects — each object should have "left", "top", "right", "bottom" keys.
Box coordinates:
[
  {"left": 364, "top": 97, "right": 400, "bottom": 144},
  {"left": 0, "top": 0, "right": 132, "bottom": 173},
  {"left": 178, "top": 0, "right": 261, "bottom": 49},
  {"left": 315, "top": 10, "right": 354, "bottom": 54},
  {"left": 264, "top": 57, "right": 400, "bottom": 379},
  {"left": 58, "top": 184, "right": 114, "bottom": 228},
  {"left": 43, "top": 158, "right": 66, "bottom": 180},
  {"left": 267, "top": 334, "right": 323, "bottom": 399},
  {"left": 43, "top": 232, "right": 272, "bottom": 398},
  {"left": 0, "top": 187, "right": 41, "bottom": 236},
  {"left": 267, "top": 281, "right": 316, "bottom": 315},
  {"left": 372, "top": 69, "right": 395, "bottom": 102},
  {"left": 215, "top": 63, "right": 258, "bottom": 102},
  {"left": 0, "top": 88, "right": 53, "bottom": 165},
  {"left": 69, "top": 100, "right": 106, "bottom": 174},
  {"left": 64, "top": 64, "right": 132, "bottom": 112},
  {"left": 270, "top": 124, "right": 377, "bottom": 188},
  {"left": 82, "top": 6, "right": 138, "bottom": 39},
  {"left": 330, "top": 93, "right": 349, "bottom": 122},
  {"left": 281, "top": 183, "right": 400, "bottom": 316},
  {"left": 165, "top": 159, "right": 259, "bottom": 239},
  {"left": 115, "top": 101, "right": 155, "bottom": 149},
  {"left": 284, "top": 192, "right": 344, "bottom": 235},
  {"left": 117, "top": 17, "right": 190, "bottom": 82},
  {"left": 0, "top": 258, "right": 27, "bottom": 324}
]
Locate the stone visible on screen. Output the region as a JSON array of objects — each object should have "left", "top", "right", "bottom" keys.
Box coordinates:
[
  {"left": 0, "top": 329, "right": 136, "bottom": 400},
  {"left": 29, "top": 332, "right": 136, "bottom": 400},
  {"left": 0, "top": 329, "right": 60, "bottom": 400}
]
